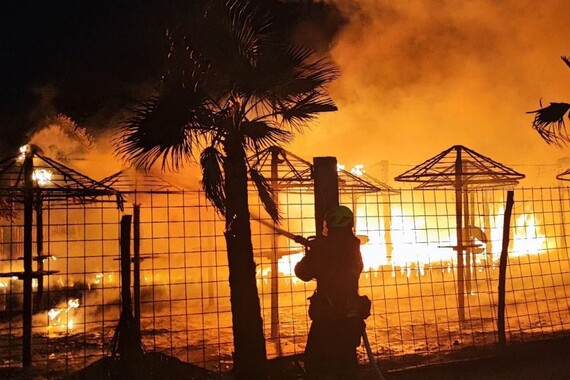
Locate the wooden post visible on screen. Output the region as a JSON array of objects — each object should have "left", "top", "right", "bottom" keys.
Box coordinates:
[
  {"left": 380, "top": 161, "right": 393, "bottom": 260},
  {"left": 270, "top": 149, "right": 281, "bottom": 350},
  {"left": 120, "top": 215, "right": 132, "bottom": 313},
  {"left": 132, "top": 205, "right": 141, "bottom": 334},
  {"left": 22, "top": 150, "right": 34, "bottom": 367},
  {"left": 464, "top": 188, "right": 471, "bottom": 295},
  {"left": 313, "top": 157, "right": 339, "bottom": 236},
  {"left": 498, "top": 191, "right": 514, "bottom": 346},
  {"left": 483, "top": 192, "right": 493, "bottom": 264},
  {"left": 35, "top": 194, "right": 44, "bottom": 311},
  {"left": 454, "top": 148, "right": 465, "bottom": 322}
]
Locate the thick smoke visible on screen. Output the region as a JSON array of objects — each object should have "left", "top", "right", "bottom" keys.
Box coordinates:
[
  {"left": 289, "top": 0, "right": 570, "bottom": 185},
  {"left": 4, "top": 1, "right": 570, "bottom": 185}
]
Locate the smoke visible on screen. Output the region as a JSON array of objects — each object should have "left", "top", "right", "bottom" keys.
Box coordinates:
[
  {"left": 289, "top": 0, "right": 570, "bottom": 185},
  {"left": 5, "top": 0, "right": 570, "bottom": 186}
]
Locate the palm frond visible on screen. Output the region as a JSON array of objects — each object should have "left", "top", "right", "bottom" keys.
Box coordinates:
[
  {"left": 115, "top": 80, "right": 215, "bottom": 172},
  {"left": 182, "top": 0, "right": 268, "bottom": 88},
  {"left": 278, "top": 92, "right": 338, "bottom": 130},
  {"left": 242, "top": 121, "right": 292, "bottom": 148},
  {"left": 238, "top": 44, "right": 339, "bottom": 100},
  {"left": 249, "top": 168, "right": 280, "bottom": 223},
  {"left": 200, "top": 146, "right": 227, "bottom": 216},
  {"left": 527, "top": 102, "right": 570, "bottom": 145},
  {"left": 562, "top": 55, "right": 570, "bottom": 70}
]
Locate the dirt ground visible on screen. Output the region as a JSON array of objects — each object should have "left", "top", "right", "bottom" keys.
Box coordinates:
[
  {"left": 1, "top": 336, "right": 569, "bottom": 379},
  {"left": 263, "top": 337, "right": 570, "bottom": 380}
]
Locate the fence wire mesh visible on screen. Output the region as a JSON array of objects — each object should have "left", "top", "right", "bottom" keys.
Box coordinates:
[{"left": 0, "top": 186, "right": 569, "bottom": 376}]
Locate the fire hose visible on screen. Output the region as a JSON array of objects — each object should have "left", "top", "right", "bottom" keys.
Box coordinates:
[{"left": 252, "top": 216, "right": 386, "bottom": 380}]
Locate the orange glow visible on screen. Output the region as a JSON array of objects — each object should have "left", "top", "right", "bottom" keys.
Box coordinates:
[
  {"left": 261, "top": 202, "right": 552, "bottom": 280},
  {"left": 46, "top": 298, "right": 81, "bottom": 336}
]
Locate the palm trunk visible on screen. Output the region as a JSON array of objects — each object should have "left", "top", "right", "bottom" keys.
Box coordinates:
[{"left": 223, "top": 137, "right": 268, "bottom": 379}]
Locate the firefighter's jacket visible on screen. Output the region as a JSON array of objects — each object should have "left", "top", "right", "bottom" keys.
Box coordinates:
[{"left": 294, "top": 228, "right": 363, "bottom": 320}]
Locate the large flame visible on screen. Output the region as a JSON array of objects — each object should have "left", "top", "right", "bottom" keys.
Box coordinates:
[{"left": 263, "top": 201, "right": 552, "bottom": 279}]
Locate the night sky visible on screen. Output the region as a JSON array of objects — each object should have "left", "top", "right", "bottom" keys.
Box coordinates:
[
  {"left": 1, "top": 0, "right": 343, "bottom": 148},
  {"left": 3, "top": 1, "right": 570, "bottom": 185}
]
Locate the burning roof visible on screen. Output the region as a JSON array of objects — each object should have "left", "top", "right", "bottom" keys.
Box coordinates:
[
  {"left": 394, "top": 145, "right": 525, "bottom": 189},
  {"left": 0, "top": 145, "right": 122, "bottom": 207},
  {"left": 99, "top": 168, "right": 182, "bottom": 193},
  {"left": 248, "top": 146, "right": 396, "bottom": 194}
]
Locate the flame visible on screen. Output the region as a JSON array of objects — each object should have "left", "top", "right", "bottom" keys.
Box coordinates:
[
  {"left": 32, "top": 168, "right": 53, "bottom": 186},
  {"left": 350, "top": 164, "right": 365, "bottom": 177},
  {"left": 18, "top": 145, "right": 29, "bottom": 162},
  {"left": 490, "top": 208, "right": 549, "bottom": 258},
  {"left": 265, "top": 203, "right": 552, "bottom": 280},
  {"left": 47, "top": 298, "right": 80, "bottom": 335}
]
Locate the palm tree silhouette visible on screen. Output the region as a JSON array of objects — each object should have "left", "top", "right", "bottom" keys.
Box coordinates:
[
  {"left": 115, "top": 1, "right": 338, "bottom": 377},
  {"left": 528, "top": 56, "right": 570, "bottom": 144}
]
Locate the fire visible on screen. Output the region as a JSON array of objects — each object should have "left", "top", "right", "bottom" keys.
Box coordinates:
[
  {"left": 17, "top": 145, "right": 29, "bottom": 162},
  {"left": 264, "top": 203, "right": 552, "bottom": 280},
  {"left": 350, "top": 164, "right": 365, "bottom": 177},
  {"left": 490, "top": 208, "right": 550, "bottom": 258},
  {"left": 47, "top": 298, "right": 80, "bottom": 335},
  {"left": 32, "top": 168, "right": 53, "bottom": 186}
]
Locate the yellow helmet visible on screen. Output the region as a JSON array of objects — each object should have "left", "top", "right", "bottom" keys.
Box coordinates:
[{"left": 324, "top": 205, "right": 354, "bottom": 228}]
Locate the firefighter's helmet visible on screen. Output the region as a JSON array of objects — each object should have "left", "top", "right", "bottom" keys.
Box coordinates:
[{"left": 323, "top": 205, "right": 354, "bottom": 228}]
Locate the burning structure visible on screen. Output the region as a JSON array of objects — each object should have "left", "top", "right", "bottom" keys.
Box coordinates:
[{"left": 0, "top": 145, "right": 568, "bottom": 377}]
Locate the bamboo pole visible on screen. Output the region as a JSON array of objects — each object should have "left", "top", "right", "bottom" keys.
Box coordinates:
[{"left": 498, "top": 190, "right": 514, "bottom": 346}]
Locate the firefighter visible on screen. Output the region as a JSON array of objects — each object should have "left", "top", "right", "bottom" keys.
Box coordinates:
[{"left": 295, "top": 205, "right": 368, "bottom": 380}]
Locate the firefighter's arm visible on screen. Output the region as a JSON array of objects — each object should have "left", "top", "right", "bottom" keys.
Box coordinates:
[{"left": 294, "top": 256, "right": 315, "bottom": 281}]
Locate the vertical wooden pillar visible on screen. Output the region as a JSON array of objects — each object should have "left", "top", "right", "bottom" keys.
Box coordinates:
[
  {"left": 380, "top": 161, "right": 393, "bottom": 259},
  {"left": 483, "top": 192, "right": 493, "bottom": 262},
  {"left": 454, "top": 147, "right": 465, "bottom": 322},
  {"left": 313, "top": 157, "right": 339, "bottom": 236},
  {"left": 498, "top": 191, "right": 514, "bottom": 346},
  {"left": 120, "top": 215, "right": 132, "bottom": 313},
  {"left": 463, "top": 189, "right": 471, "bottom": 295},
  {"left": 269, "top": 149, "right": 281, "bottom": 348},
  {"left": 22, "top": 150, "right": 34, "bottom": 367},
  {"left": 35, "top": 194, "right": 44, "bottom": 310},
  {"left": 133, "top": 205, "right": 141, "bottom": 334}
]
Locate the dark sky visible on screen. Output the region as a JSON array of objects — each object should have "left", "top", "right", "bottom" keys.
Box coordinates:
[{"left": 1, "top": 0, "right": 344, "bottom": 149}]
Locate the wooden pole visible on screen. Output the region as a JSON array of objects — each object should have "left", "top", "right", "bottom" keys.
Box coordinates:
[
  {"left": 463, "top": 188, "right": 471, "bottom": 295},
  {"left": 454, "top": 147, "right": 465, "bottom": 322},
  {"left": 269, "top": 149, "right": 281, "bottom": 349},
  {"left": 498, "top": 190, "right": 514, "bottom": 346},
  {"left": 483, "top": 192, "right": 493, "bottom": 264},
  {"left": 132, "top": 205, "right": 141, "bottom": 334},
  {"left": 35, "top": 194, "right": 44, "bottom": 311},
  {"left": 22, "top": 150, "right": 34, "bottom": 367},
  {"left": 120, "top": 215, "right": 132, "bottom": 313},
  {"left": 313, "top": 157, "right": 339, "bottom": 236},
  {"left": 380, "top": 161, "right": 393, "bottom": 260}
]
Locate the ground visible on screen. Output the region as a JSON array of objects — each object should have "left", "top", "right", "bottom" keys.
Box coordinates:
[{"left": 1, "top": 337, "right": 569, "bottom": 379}]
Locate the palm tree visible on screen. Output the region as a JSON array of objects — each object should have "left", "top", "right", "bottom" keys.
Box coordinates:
[
  {"left": 115, "top": 1, "right": 338, "bottom": 378},
  {"left": 528, "top": 55, "right": 570, "bottom": 144}
]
